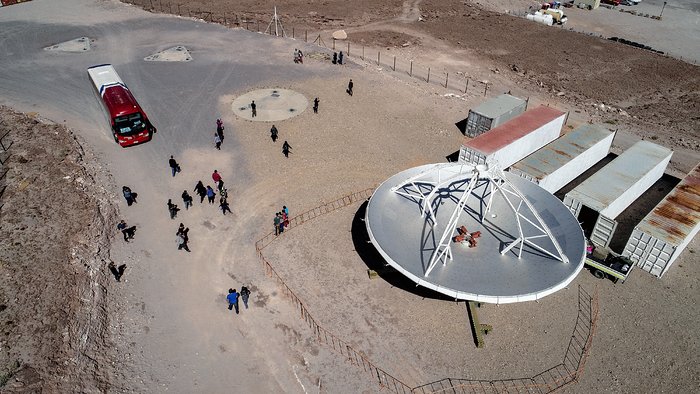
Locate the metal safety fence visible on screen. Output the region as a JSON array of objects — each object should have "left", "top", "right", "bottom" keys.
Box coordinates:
[
  {"left": 255, "top": 188, "right": 413, "bottom": 393},
  {"left": 0, "top": 122, "right": 14, "bottom": 210},
  {"left": 121, "top": 0, "right": 506, "bottom": 98},
  {"left": 254, "top": 186, "right": 599, "bottom": 393},
  {"left": 413, "top": 285, "right": 599, "bottom": 394}
]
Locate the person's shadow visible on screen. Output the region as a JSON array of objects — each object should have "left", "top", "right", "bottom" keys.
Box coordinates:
[{"left": 351, "top": 200, "right": 455, "bottom": 301}]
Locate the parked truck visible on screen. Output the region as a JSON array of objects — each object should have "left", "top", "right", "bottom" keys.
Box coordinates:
[{"left": 585, "top": 246, "right": 633, "bottom": 283}]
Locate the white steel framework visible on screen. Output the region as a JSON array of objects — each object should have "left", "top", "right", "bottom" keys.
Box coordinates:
[{"left": 390, "top": 163, "right": 569, "bottom": 277}]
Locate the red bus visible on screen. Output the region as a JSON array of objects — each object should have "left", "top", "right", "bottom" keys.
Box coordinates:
[{"left": 87, "top": 64, "right": 156, "bottom": 147}]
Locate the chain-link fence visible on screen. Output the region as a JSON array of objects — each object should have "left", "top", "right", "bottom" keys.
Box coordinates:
[{"left": 121, "top": 0, "right": 517, "bottom": 98}]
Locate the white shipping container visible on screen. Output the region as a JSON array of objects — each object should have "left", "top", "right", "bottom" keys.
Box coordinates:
[
  {"left": 458, "top": 106, "right": 566, "bottom": 169},
  {"left": 563, "top": 141, "right": 673, "bottom": 248},
  {"left": 623, "top": 163, "right": 700, "bottom": 277},
  {"left": 510, "top": 125, "right": 614, "bottom": 193},
  {"left": 463, "top": 94, "right": 527, "bottom": 137}
]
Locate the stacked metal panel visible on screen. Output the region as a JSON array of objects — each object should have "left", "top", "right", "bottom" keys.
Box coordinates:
[
  {"left": 510, "top": 124, "right": 615, "bottom": 193},
  {"left": 458, "top": 106, "right": 566, "bottom": 169},
  {"left": 462, "top": 94, "right": 527, "bottom": 137},
  {"left": 563, "top": 140, "right": 673, "bottom": 248},
  {"left": 623, "top": 163, "right": 700, "bottom": 277}
]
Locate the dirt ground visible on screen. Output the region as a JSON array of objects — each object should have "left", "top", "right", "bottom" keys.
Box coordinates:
[
  {"left": 164, "top": 0, "right": 699, "bottom": 152},
  {"left": 0, "top": 107, "right": 117, "bottom": 391},
  {"left": 0, "top": 0, "right": 698, "bottom": 393}
]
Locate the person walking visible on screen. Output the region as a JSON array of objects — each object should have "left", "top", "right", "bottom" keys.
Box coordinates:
[
  {"left": 194, "top": 181, "right": 207, "bottom": 203},
  {"left": 220, "top": 187, "right": 228, "bottom": 201},
  {"left": 212, "top": 170, "right": 222, "bottom": 185},
  {"left": 347, "top": 79, "right": 353, "bottom": 96},
  {"left": 117, "top": 220, "right": 136, "bottom": 242},
  {"left": 214, "top": 132, "right": 222, "bottom": 150},
  {"left": 250, "top": 100, "right": 257, "bottom": 117},
  {"left": 182, "top": 190, "right": 193, "bottom": 210},
  {"left": 293, "top": 48, "right": 299, "bottom": 63},
  {"left": 282, "top": 140, "right": 292, "bottom": 158},
  {"left": 313, "top": 97, "right": 319, "bottom": 114},
  {"left": 122, "top": 186, "right": 137, "bottom": 206},
  {"left": 168, "top": 155, "right": 181, "bottom": 177},
  {"left": 108, "top": 262, "right": 127, "bottom": 282},
  {"left": 240, "top": 286, "right": 251, "bottom": 309},
  {"left": 216, "top": 118, "right": 225, "bottom": 142},
  {"left": 332, "top": 52, "right": 338, "bottom": 64},
  {"left": 220, "top": 197, "right": 232, "bottom": 215},
  {"left": 206, "top": 186, "right": 216, "bottom": 204},
  {"left": 277, "top": 212, "right": 285, "bottom": 234},
  {"left": 227, "top": 288, "right": 240, "bottom": 314},
  {"left": 338, "top": 51, "right": 344, "bottom": 65},
  {"left": 282, "top": 206, "right": 290, "bottom": 228},
  {"left": 167, "top": 199, "right": 180, "bottom": 219},
  {"left": 274, "top": 213, "right": 281, "bottom": 236},
  {"left": 270, "top": 125, "right": 278, "bottom": 142},
  {"left": 176, "top": 224, "right": 191, "bottom": 252}
]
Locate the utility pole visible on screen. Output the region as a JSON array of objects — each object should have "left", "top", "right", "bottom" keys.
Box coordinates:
[{"left": 660, "top": 1, "right": 667, "bottom": 17}]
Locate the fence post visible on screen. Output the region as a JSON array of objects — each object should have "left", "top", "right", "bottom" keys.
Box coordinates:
[
  {"left": 427, "top": 67, "right": 430, "bottom": 83},
  {"left": 484, "top": 82, "right": 488, "bottom": 97},
  {"left": 332, "top": 39, "right": 335, "bottom": 50},
  {"left": 445, "top": 72, "right": 449, "bottom": 88},
  {"left": 377, "top": 51, "right": 380, "bottom": 65},
  {"left": 177, "top": 3, "right": 180, "bottom": 15},
  {"left": 168, "top": 2, "right": 171, "bottom": 13},
  {"left": 305, "top": 30, "right": 307, "bottom": 42},
  {"left": 393, "top": 56, "right": 396, "bottom": 71},
  {"left": 465, "top": 78, "right": 469, "bottom": 93},
  {"left": 257, "top": 20, "right": 260, "bottom": 32},
  {"left": 410, "top": 61, "right": 412, "bottom": 76},
  {"left": 347, "top": 42, "right": 350, "bottom": 56},
  {"left": 362, "top": 46, "right": 365, "bottom": 60},
  {"left": 292, "top": 27, "right": 294, "bottom": 38}
]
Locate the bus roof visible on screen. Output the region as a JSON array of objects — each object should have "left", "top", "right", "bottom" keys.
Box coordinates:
[
  {"left": 87, "top": 64, "right": 139, "bottom": 118},
  {"left": 87, "top": 64, "right": 125, "bottom": 95}
]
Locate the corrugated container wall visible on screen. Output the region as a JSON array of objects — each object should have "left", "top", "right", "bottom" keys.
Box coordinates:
[
  {"left": 463, "top": 94, "right": 527, "bottom": 137},
  {"left": 623, "top": 163, "right": 700, "bottom": 277},
  {"left": 510, "top": 125, "right": 615, "bottom": 193},
  {"left": 458, "top": 106, "right": 566, "bottom": 169}
]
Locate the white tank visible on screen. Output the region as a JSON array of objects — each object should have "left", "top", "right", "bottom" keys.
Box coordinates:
[{"left": 527, "top": 12, "right": 554, "bottom": 26}]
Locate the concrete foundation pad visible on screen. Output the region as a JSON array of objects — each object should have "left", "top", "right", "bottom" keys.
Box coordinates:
[
  {"left": 231, "top": 88, "right": 308, "bottom": 122},
  {"left": 144, "top": 46, "right": 192, "bottom": 62},
  {"left": 43, "top": 37, "right": 91, "bottom": 52}
]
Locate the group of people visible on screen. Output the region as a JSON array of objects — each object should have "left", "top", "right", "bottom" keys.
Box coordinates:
[
  {"left": 269, "top": 125, "right": 293, "bottom": 158},
  {"left": 273, "top": 206, "right": 290, "bottom": 235},
  {"left": 226, "top": 286, "right": 252, "bottom": 314},
  {"left": 192, "top": 169, "right": 231, "bottom": 215}
]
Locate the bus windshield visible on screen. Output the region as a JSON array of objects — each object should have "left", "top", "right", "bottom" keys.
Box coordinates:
[{"left": 114, "top": 113, "right": 146, "bottom": 135}]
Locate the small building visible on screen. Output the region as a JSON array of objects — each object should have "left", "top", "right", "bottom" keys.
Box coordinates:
[
  {"left": 459, "top": 94, "right": 527, "bottom": 137},
  {"left": 574, "top": 0, "right": 600, "bottom": 10},
  {"left": 510, "top": 124, "right": 615, "bottom": 193},
  {"left": 623, "top": 163, "right": 700, "bottom": 277},
  {"left": 458, "top": 106, "right": 566, "bottom": 169},
  {"left": 563, "top": 141, "right": 673, "bottom": 249}
]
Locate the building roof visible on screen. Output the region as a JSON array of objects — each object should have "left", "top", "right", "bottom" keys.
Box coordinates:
[
  {"left": 635, "top": 163, "right": 700, "bottom": 246},
  {"left": 566, "top": 140, "right": 673, "bottom": 213},
  {"left": 469, "top": 94, "right": 526, "bottom": 119},
  {"left": 511, "top": 124, "right": 613, "bottom": 180},
  {"left": 464, "top": 106, "right": 566, "bottom": 155}
]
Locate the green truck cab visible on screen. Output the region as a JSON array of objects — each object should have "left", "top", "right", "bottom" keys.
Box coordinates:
[{"left": 585, "top": 247, "right": 633, "bottom": 283}]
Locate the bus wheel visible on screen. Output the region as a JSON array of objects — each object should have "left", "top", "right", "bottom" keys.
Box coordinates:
[{"left": 593, "top": 270, "right": 605, "bottom": 280}]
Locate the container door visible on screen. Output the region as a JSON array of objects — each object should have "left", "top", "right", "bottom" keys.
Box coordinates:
[
  {"left": 562, "top": 195, "right": 581, "bottom": 216},
  {"left": 590, "top": 215, "right": 617, "bottom": 248},
  {"left": 623, "top": 229, "right": 674, "bottom": 277}
]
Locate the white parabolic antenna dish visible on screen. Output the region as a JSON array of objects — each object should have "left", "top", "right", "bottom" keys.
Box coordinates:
[{"left": 365, "top": 163, "right": 586, "bottom": 304}]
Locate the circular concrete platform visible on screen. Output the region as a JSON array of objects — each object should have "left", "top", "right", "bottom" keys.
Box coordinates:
[{"left": 231, "top": 89, "right": 308, "bottom": 122}]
